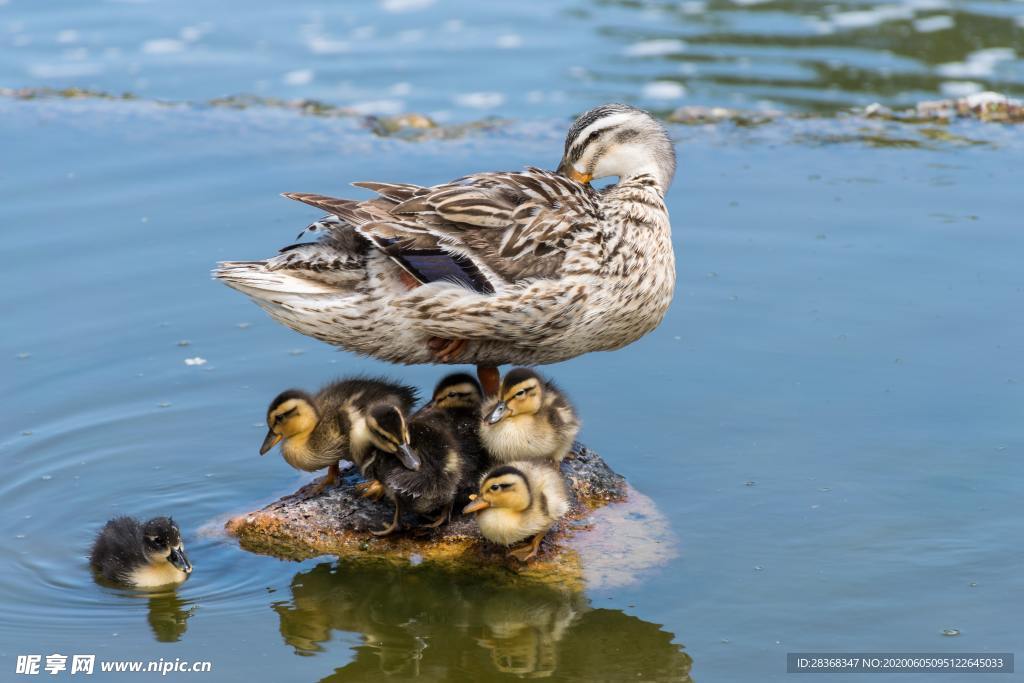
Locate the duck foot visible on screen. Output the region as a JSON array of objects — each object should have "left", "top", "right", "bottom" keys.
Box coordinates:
[
  {"left": 506, "top": 532, "right": 545, "bottom": 562},
  {"left": 428, "top": 337, "right": 468, "bottom": 363},
  {"left": 355, "top": 479, "right": 385, "bottom": 501},
  {"left": 477, "top": 365, "right": 500, "bottom": 398},
  {"left": 306, "top": 461, "right": 341, "bottom": 497},
  {"left": 419, "top": 502, "right": 453, "bottom": 529},
  {"left": 371, "top": 503, "right": 402, "bottom": 537}
]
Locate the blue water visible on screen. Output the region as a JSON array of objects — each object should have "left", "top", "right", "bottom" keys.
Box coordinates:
[
  {"left": 3, "top": 0, "right": 1023, "bottom": 116},
  {"left": 2, "top": 1, "right": 1023, "bottom": 681}
]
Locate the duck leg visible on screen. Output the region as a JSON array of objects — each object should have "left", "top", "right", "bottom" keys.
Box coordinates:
[
  {"left": 420, "top": 500, "right": 454, "bottom": 529},
  {"left": 308, "top": 461, "right": 341, "bottom": 496},
  {"left": 477, "top": 365, "right": 500, "bottom": 398},
  {"left": 507, "top": 532, "right": 546, "bottom": 562},
  {"left": 371, "top": 501, "right": 401, "bottom": 537}
]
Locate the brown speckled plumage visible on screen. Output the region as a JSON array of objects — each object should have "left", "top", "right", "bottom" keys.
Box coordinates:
[{"left": 215, "top": 104, "right": 676, "bottom": 366}]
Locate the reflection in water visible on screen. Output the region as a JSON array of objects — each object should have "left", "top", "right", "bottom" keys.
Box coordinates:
[
  {"left": 91, "top": 572, "right": 197, "bottom": 644},
  {"left": 274, "top": 562, "right": 692, "bottom": 681},
  {"left": 601, "top": 0, "right": 1024, "bottom": 111},
  {"left": 146, "top": 590, "right": 196, "bottom": 643}
]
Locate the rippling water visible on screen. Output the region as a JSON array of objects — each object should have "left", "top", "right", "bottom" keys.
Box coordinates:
[
  {"left": 2, "top": 1, "right": 1023, "bottom": 681},
  {"left": 2, "top": 0, "right": 1022, "bottom": 116}
]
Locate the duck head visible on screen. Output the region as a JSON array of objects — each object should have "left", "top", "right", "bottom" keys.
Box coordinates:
[
  {"left": 463, "top": 466, "right": 531, "bottom": 514},
  {"left": 261, "top": 389, "right": 319, "bottom": 455},
  {"left": 484, "top": 368, "right": 543, "bottom": 425},
  {"left": 366, "top": 404, "right": 421, "bottom": 471},
  {"left": 142, "top": 517, "right": 192, "bottom": 574},
  {"left": 423, "top": 373, "right": 483, "bottom": 412},
  {"left": 557, "top": 103, "right": 676, "bottom": 192}
]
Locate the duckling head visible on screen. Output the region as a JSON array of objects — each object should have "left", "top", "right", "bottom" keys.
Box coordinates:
[
  {"left": 142, "top": 517, "right": 192, "bottom": 575},
  {"left": 484, "top": 368, "right": 543, "bottom": 425},
  {"left": 425, "top": 373, "right": 483, "bottom": 412},
  {"left": 261, "top": 390, "right": 318, "bottom": 455},
  {"left": 557, "top": 103, "right": 676, "bottom": 191},
  {"left": 366, "top": 404, "right": 421, "bottom": 471},
  {"left": 463, "top": 466, "right": 531, "bottom": 514}
]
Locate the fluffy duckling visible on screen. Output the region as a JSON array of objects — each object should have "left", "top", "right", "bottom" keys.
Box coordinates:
[
  {"left": 480, "top": 368, "right": 580, "bottom": 464},
  {"left": 463, "top": 462, "right": 570, "bottom": 562},
  {"left": 90, "top": 517, "right": 192, "bottom": 588},
  {"left": 261, "top": 377, "right": 418, "bottom": 495},
  {"left": 361, "top": 404, "right": 468, "bottom": 537},
  {"left": 417, "top": 372, "right": 487, "bottom": 476}
]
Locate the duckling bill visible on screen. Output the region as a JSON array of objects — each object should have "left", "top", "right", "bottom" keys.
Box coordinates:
[
  {"left": 90, "top": 517, "right": 192, "bottom": 587},
  {"left": 262, "top": 377, "right": 418, "bottom": 496}
]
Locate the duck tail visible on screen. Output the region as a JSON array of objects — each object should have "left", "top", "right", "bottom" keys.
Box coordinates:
[{"left": 213, "top": 261, "right": 339, "bottom": 296}]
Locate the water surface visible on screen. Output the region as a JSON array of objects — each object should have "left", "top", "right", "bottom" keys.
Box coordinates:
[
  {"left": 2, "top": 1, "right": 1023, "bottom": 681},
  {"left": 3, "top": 0, "right": 1022, "bottom": 116}
]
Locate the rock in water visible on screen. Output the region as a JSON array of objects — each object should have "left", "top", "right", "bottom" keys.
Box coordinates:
[{"left": 226, "top": 445, "right": 676, "bottom": 589}]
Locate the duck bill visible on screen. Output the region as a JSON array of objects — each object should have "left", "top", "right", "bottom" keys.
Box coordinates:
[
  {"left": 485, "top": 401, "right": 510, "bottom": 425},
  {"left": 557, "top": 159, "right": 592, "bottom": 185},
  {"left": 259, "top": 430, "right": 282, "bottom": 455},
  {"left": 396, "top": 444, "right": 421, "bottom": 471},
  {"left": 462, "top": 499, "right": 490, "bottom": 514},
  {"left": 169, "top": 547, "right": 192, "bottom": 574}
]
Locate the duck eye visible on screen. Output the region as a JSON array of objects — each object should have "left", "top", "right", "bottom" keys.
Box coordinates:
[
  {"left": 448, "top": 391, "right": 457, "bottom": 398},
  {"left": 489, "top": 484, "right": 500, "bottom": 492}
]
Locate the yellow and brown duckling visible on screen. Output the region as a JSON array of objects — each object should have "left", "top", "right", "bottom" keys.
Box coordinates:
[
  {"left": 359, "top": 373, "right": 486, "bottom": 502},
  {"left": 463, "top": 462, "right": 570, "bottom": 562},
  {"left": 261, "top": 377, "right": 418, "bottom": 495},
  {"left": 90, "top": 516, "right": 192, "bottom": 587},
  {"left": 480, "top": 368, "right": 580, "bottom": 464},
  {"left": 361, "top": 403, "right": 469, "bottom": 537},
  {"left": 417, "top": 372, "right": 487, "bottom": 479}
]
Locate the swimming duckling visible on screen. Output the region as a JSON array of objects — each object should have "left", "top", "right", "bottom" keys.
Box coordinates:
[
  {"left": 417, "top": 372, "right": 487, "bottom": 477},
  {"left": 480, "top": 368, "right": 580, "bottom": 464},
  {"left": 90, "top": 516, "right": 192, "bottom": 587},
  {"left": 261, "top": 377, "right": 418, "bottom": 495},
  {"left": 362, "top": 403, "right": 468, "bottom": 537},
  {"left": 463, "top": 462, "right": 570, "bottom": 562}
]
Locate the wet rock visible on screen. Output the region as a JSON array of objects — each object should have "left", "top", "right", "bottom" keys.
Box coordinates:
[
  {"left": 667, "top": 105, "right": 783, "bottom": 126},
  {"left": 368, "top": 112, "right": 437, "bottom": 137},
  {"left": 226, "top": 444, "right": 676, "bottom": 589},
  {"left": 865, "top": 91, "right": 1024, "bottom": 123}
]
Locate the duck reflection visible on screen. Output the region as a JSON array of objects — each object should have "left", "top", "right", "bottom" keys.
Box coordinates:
[
  {"left": 274, "top": 562, "right": 692, "bottom": 681},
  {"left": 145, "top": 590, "right": 195, "bottom": 643}
]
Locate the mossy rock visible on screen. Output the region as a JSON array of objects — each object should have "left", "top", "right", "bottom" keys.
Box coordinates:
[{"left": 226, "top": 445, "right": 675, "bottom": 590}]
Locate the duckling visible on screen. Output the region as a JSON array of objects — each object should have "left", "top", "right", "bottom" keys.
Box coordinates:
[
  {"left": 361, "top": 403, "right": 468, "bottom": 537},
  {"left": 90, "top": 516, "right": 192, "bottom": 587},
  {"left": 480, "top": 368, "right": 580, "bottom": 464},
  {"left": 417, "top": 372, "right": 487, "bottom": 479},
  {"left": 463, "top": 462, "right": 570, "bottom": 562},
  {"left": 261, "top": 377, "right": 418, "bottom": 495}
]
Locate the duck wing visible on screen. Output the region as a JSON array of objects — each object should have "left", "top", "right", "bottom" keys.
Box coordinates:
[
  {"left": 383, "top": 460, "right": 454, "bottom": 504},
  {"left": 283, "top": 168, "right": 600, "bottom": 293}
]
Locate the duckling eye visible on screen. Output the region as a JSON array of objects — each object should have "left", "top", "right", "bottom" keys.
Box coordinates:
[
  {"left": 447, "top": 391, "right": 458, "bottom": 398},
  {"left": 489, "top": 484, "right": 500, "bottom": 492},
  {"left": 515, "top": 389, "right": 526, "bottom": 398}
]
